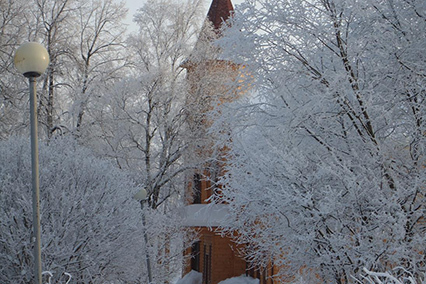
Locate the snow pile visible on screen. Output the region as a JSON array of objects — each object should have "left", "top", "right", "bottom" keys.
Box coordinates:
[
  {"left": 218, "top": 275, "right": 259, "bottom": 284},
  {"left": 175, "top": 272, "right": 259, "bottom": 284},
  {"left": 176, "top": 270, "right": 202, "bottom": 284}
]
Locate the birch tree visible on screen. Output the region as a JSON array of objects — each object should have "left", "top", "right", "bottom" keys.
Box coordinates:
[
  {"left": 93, "top": 0, "right": 204, "bottom": 209},
  {"left": 70, "top": 0, "right": 128, "bottom": 135},
  {"left": 33, "top": 0, "right": 75, "bottom": 138},
  {"left": 0, "top": 0, "right": 30, "bottom": 138},
  {"left": 82, "top": 1, "right": 204, "bottom": 282}
]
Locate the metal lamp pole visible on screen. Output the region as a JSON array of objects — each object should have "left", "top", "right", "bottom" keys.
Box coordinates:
[
  {"left": 29, "top": 76, "right": 42, "bottom": 284},
  {"left": 14, "top": 42, "right": 50, "bottom": 284}
]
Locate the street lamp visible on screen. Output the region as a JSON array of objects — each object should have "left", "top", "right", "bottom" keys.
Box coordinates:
[
  {"left": 133, "top": 188, "right": 153, "bottom": 283},
  {"left": 14, "top": 42, "right": 50, "bottom": 284}
]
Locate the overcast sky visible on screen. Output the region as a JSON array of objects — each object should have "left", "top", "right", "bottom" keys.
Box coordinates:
[{"left": 122, "top": 0, "right": 245, "bottom": 33}]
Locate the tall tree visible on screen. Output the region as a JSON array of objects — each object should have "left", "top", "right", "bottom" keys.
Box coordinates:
[
  {"left": 5, "top": 0, "right": 129, "bottom": 139},
  {"left": 212, "top": 0, "right": 425, "bottom": 282},
  {"left": 93, "top": 0, "right": 204, "bottom": 209},
  {"left": 84, "top": 1, "right": 205, "bottom": 282},
  {"left": 71, "top": 0, "right": 128, "bottom": 135},
  {"left": 0, "top": 0, "right": 29, "bottom": 139},
  {"left": 34, "top": 0, "right": 75, "bottom": 138}
]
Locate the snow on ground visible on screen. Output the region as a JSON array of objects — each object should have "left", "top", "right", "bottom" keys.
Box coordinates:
[
  {"left": 218, "top": 275, "right": 260, "bottom": 284},
  {"left": 175, "top": 271, "right": 259, "bottom": 284},
  {"left": 176, "top": 271, "right": 202, "bottom": 284}
]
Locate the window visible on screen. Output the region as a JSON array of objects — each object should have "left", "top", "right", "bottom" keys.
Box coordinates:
[
  {"left": 260, "top": 267, "right": 267, "bottom": 284},
  {"left": 191, "top": 241, "right": 201, "bottom": 272},
  {"left": 203, "top": 244, "right": 212, "bottom": 284},
  {"left": 246, "top": 263, "right": 272, "bottom": 284},
  {"left": 246, "top": 262, "right": 255, "bottom": 278},
  {"left": 193, "top": 174, "right": 202, "bottom": 204}
]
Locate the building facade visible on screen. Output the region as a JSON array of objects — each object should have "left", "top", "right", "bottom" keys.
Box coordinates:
[{"left": 182, "top": 1, "right": 275, "bottom": 284}]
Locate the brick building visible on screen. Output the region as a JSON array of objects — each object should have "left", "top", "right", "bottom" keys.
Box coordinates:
[{"left": 181, "top": 1, "right": 275, "bottom": 284}]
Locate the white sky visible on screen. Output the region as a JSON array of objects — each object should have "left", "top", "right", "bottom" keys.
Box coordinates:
[{"left": 122, "top": 0, "right": 246, "bottom": 33}]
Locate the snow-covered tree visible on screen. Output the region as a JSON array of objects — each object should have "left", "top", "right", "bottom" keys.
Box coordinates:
[
  {"left": 0, "top": 0, "right": 129, "bottom": 140},
  {"left": 0, "top": 0, "right": 33, "bottom": 139},
  {"left": 32, "top": 0, "right": 76, "bottom": 138},
  {"left": 0, "top": 137, "right": 145, "bottom": 283},
  {"left": 211, "top": 0, "right": 426, "bottom": 282},
  {"left": 69, "top": 0, "right": 128, "bottom": 135},
  {"left": 90, "top": 0, "right": 205, "bottom": 209},
  {"left": 80, "top": 1, "right": 205, "bottom": 282}
]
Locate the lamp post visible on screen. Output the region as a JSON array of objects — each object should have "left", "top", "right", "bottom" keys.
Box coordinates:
[
  {"left": 133, "top": 188, "right": 153, "bottom": 283},
  {"left": 14, "top": 42, "right": 50, "bottom": 284}
]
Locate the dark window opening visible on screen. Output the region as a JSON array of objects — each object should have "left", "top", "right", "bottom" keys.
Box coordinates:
[
  {"left": 246, "top": 263, "right": 272, "bottom": 284},
  {"left": 191, "top": 241, "right": 201, "bottom": 272},
  {"left": 193, "top": 174, "right": 202, "bottom": 204},
  {"left": 203, "top": 244, "right": 212, "bottom": 284},
  {"left": 261, "top": 267, "right": 267, "bottom": 284},
  {"left": 209, "top": 162, "right": 220, "bottom": 192},
  {"left": 246, "top": 262, "right": 255, "bottom": 278}
]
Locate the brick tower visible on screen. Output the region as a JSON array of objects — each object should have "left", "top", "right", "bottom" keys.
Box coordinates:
[
  {"left": 181, "top": 0, "right": 278, "bottom": 282},
  {"left": 181, "top": 1, "right": 248, "bottom": 284},
  {"left": 180, "top": 1, "right": 277, "bottom": 284}
]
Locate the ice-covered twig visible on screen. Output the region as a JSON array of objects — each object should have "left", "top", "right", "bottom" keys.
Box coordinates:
[
  {"left": 352, "top": 267, "right": 421, "bottom": 284},
  {"left": 42, "top": 271, "right": 53, "bottom": 284},
  {"left": 64, "top": 272, "right": 72, "bottom": 284}
]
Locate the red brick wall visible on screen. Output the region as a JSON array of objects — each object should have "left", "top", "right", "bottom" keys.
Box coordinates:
[{"left": 184, "top": 227, "right": 247, "bottom": 284}]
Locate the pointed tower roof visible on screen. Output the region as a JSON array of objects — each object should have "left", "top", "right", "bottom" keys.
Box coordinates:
[
  {"left": 207, "top": 0, "right": 234, "bottom": 30},
  {"left": 181, "top": 0, "right": 234, "bottom": 67}
]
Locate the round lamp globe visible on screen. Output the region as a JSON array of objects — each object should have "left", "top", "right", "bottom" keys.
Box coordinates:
[{"left": 14, "top": 42, "right": 50, "bottom": 78}]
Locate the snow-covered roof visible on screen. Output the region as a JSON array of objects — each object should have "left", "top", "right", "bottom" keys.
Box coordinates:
[{"left": 181, "top": 204, "right": 230, "bottom": 227}]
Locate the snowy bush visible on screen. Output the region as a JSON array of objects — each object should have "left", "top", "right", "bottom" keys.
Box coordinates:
[{"left": 0, "top": 137, "right": 144, "bottom": 283}]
